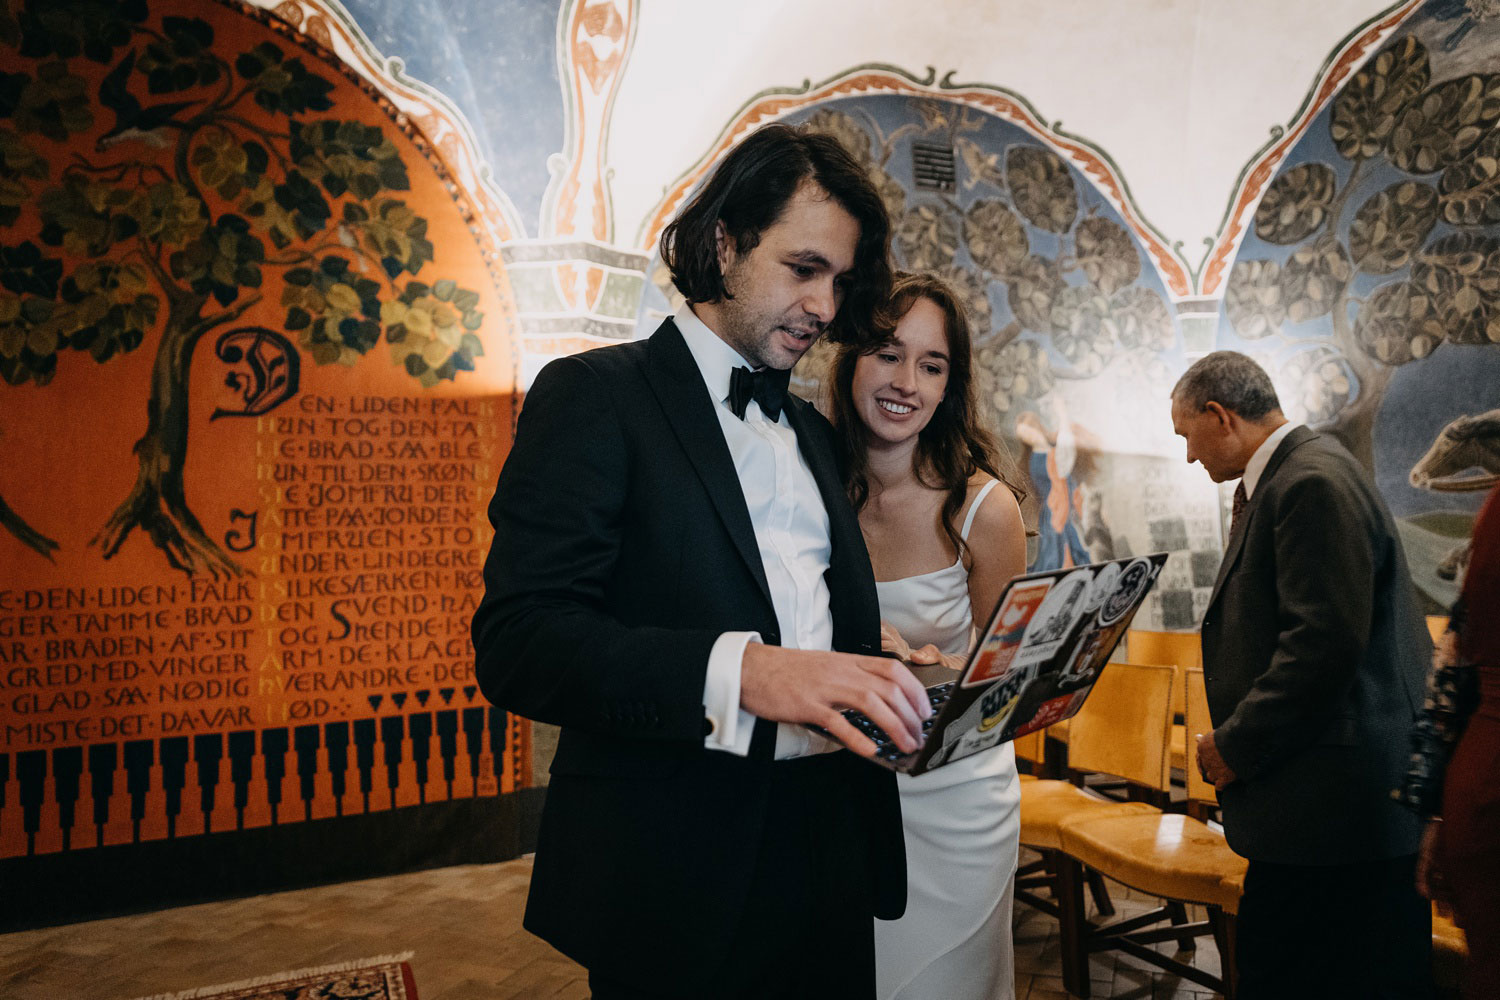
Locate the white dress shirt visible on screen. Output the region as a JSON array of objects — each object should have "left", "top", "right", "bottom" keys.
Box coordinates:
[
  {"left": 674, "top": 304, "right": 840, "bottom": 760},
  {"left": 1241, "top": 421, "right": 1299, "bottom": 500}
]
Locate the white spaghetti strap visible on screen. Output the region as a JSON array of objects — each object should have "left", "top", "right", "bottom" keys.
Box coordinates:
[{"left": 960, "top": 479, "right": 1001, "bottom": 542}]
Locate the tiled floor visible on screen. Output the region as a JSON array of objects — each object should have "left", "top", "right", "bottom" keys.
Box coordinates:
[{"left": 1, "top": 849, "right": 1228, "bottom": 1000}]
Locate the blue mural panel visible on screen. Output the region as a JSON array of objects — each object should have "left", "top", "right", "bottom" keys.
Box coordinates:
[
  {"left": 1217, "top": 0, "right": 1500, "bottom": 609},
  {"left": 340, "top": 0, "right": 564, "bottom": 233}
]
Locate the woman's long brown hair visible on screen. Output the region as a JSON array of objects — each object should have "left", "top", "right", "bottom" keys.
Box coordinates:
[{"left": 827, "top": 271, "right": 1026, "bottom": 566}]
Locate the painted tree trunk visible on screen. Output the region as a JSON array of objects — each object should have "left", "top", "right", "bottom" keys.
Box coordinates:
[
  {"left": 1330, "top": 266, "right": 1391, "bottom": 477},
  {"left": 93, "top": 289, "right": 255, "bottom": 577}
]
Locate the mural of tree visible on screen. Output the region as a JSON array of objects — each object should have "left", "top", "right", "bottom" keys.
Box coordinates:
[
  {"left": 795, "top": 101, "right": 1177, "bottom": 426},
  {"left": 0, "top": 1, "right": 484, "bottom": 575},
  {"left": 1223, "top": 31, "right": 1500, "bottom": 471}
]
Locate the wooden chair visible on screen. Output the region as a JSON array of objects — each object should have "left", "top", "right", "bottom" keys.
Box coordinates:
[
  {"left": 1013, "top": 727, "right": 1047, "bottom": 777},
  {"left": 1052, "top": 667, "right": 1246, "bottom": 998},
  {"left": 1180, "top": 668, "right": 1222, "bottom": 821},
  {"left": 1016, "top": 663, "right": 1175, "bottom": 934},
  {"left": 1043, "top": 631, "right": 1187, "bottom": 780},
  {"left": 1124, "top": 628, "right": 1203, "bottom": 779},
  {"left": 1125, "top": 629, "right": 1203, "bottom": 673},
  {"left": 1044, "top": 718, "right": 1072, "bottom": 777}
]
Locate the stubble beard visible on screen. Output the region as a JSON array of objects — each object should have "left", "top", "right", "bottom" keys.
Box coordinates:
[
  {"left": 717, "top": 299, "right": 777, "bottom": 370},
  {"left": 715, "top": 256, "right": 828, "bottom": 370},
  {"left": 718, "top": 262, "right": 799, "bottom": 371}
]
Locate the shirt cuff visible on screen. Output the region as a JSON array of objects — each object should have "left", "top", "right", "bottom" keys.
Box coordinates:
[
  {"left": 703, "top": 632, "right": 760, "bottom": 756},
  {"left": 775, "top": 723, "right": 841, "bottom": 760}
]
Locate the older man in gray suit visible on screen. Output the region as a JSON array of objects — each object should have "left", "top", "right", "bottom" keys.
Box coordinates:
[{"left": 1170, "top": 351, "right": 1430, "bottom": 999}]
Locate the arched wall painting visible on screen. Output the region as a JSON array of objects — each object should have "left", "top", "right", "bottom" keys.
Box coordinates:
[
  {"left": 1218, "top": 0, "right": 1500, "bottom": 613},
  {"left": 0, "top": 0, "right": 526, "bottom": 892},
  {"left": 639, "top": 90, "right": 1221, "bottom": 630}
]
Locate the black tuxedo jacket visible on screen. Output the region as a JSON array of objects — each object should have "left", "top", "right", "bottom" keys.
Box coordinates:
[
  {"left": 1201, "top": 426, "right": 1426, "bottom": 865},
  {"left": 472, "top": 319, "right": 902, "bottom": 983}
]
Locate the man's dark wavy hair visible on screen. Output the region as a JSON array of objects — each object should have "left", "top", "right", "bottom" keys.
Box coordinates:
[{"left": 659, "top": 122, "right": 894, "bottom": 346}]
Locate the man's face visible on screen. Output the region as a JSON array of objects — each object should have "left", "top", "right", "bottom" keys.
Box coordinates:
[
  {"left": 710, "top": 180, "right": 860, "bottom": 371},
  {"left": 1171, "top": 396, "right": 1244, "bottom": 483}
]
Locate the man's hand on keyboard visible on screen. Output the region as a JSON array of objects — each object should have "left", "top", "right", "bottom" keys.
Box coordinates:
[{"left": 740, "top": 644, "right": 932, "bottom": 758}]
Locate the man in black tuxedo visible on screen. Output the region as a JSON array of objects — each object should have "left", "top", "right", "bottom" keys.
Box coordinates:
[
  {"left": 1171, "top": 352, "right": 1430, "bottom": 999},
  {"left": 472, "top": 124, "right": 931, "bottom": 999}
]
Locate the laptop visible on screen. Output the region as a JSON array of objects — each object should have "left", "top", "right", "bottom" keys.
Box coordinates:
[{"left": 816, "top": 552, "right": 1169, "bottom": 775}]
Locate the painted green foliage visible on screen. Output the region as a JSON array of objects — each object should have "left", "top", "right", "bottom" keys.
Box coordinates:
[
  {"left": 0, "top": 0, "right": 485, "bottom": 574},
  {"left": 1224, "top": 33, "right": 1500, "bottom": 466}
]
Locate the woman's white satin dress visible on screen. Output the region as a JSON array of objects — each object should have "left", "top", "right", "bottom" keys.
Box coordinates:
[{"left": 872, "top": 480, "right": 1021, "bottom": 1000}]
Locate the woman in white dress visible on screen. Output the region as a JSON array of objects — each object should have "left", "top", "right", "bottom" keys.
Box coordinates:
[{"left": 826, "top": 272, "right": 1029, "bottom": 1000}]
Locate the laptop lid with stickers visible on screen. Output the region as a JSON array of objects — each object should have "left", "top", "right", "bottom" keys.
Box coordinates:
[{"left": 823, "top": 553, "right": 1168, "bottom": 775}]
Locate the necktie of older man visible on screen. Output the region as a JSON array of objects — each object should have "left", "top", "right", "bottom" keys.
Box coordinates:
[
  {"left": 1229, "top": 481, "right": 1248, "bottom": 542},
  {"left": 727, "top": 366, "right": 790, "bottom": 422}
]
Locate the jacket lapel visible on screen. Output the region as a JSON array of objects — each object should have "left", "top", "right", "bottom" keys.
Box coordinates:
[
  {"left": 643, "top": 320, "right": 775, "bottom": 615},
  {"left": 1207, "top": 425, "right": 1318, "bottom": 609}
]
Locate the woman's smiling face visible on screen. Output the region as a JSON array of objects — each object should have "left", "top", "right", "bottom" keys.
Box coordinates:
[{"left": 852, "top": 295, "right": 950, "bottom": 447}]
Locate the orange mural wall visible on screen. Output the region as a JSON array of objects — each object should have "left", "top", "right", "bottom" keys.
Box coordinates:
[{"left": 0, "top": 0, "right": 526, "bottom": 918}]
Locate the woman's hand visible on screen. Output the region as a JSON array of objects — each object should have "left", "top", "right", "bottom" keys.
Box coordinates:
[
  {"left": 880, "top": 621, "right": 913, "bottom": 662},
  {"left": 1415, "top": 818, "right": 1448, "bottom": 904},
  {"left": 881, "top": 624, "right": 964, "bottom": 674},
  {"left": 906, "top": 642, "right": 942, "bottom": 664},
  {"left": 906, "top": 642, "right": 968, "bottom": 673}
]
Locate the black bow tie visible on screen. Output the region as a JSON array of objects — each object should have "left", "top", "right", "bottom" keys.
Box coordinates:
[{"left": 728, "top": 365, "right": 791, "bottom": 422}]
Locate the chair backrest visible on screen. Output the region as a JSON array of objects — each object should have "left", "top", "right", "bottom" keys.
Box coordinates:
[
  {"left": 1183, "top": 667, "right": 1217, "bottom": 805},
  {"left": 1066, "top": 661, "right": 1175, "bottom": 792},
  {"left": 1013, "top": 727, "right": 1045, "bottom": 766},
  {"left": 1125, "top": 629, "right": 1203, "bottom": 717},
  {"left": 1426, "top": 615, "right": 1450, "bottom": 644}
]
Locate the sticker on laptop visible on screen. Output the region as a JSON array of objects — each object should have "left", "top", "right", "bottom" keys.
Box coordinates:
[
  {"left": 1011, "top": 567, "right": 1094, "bottom": 672},
  {"left": 935, "top": 668, "right": 1028, "bottom": 760},
  {"left": 1101, "top": 557, "right": 1157, "bottom": 626},
  {"left": 1057, "top": 615, "right": 1127, "bottom": 688},
  {"left": 976, "top": 669, "right": 1031, "bottom": 734},
  {"left": 1084, "top": 561, "right": 1122, "bottom": 616},
  {"left": 962, "top": 577, "right": 1053, "bottom": 689},
  {"left": 1029, "top": 692, "right": 1081, "bottom": 732}
]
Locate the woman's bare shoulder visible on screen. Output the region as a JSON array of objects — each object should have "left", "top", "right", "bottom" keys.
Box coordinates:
[{"left": 967, "top": 475, "right": 1025, "bottom": 542}]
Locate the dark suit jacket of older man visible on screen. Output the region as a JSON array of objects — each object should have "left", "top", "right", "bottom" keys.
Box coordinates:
[{"left": 1200, "top": 425, "right": 1427, "bottom": 865}]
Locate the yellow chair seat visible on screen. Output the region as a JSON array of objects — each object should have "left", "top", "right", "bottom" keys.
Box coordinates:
[
  {"left": 1019, "top": 779, "right": 1158, "bottom": 850},
  {"left": 1219, "top": 867, "right": 1245, "bottom": 915},
  {"left": 1433, "top": 905, "right": 1468, "bottom": 958},
  {"left": 1057, "top": 812, "right": 1249, "bottom": 911}
]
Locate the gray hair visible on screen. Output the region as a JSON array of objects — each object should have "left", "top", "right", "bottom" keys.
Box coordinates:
[{"left": 1171, "top": 351, "right": 1282, "bottom": 421}]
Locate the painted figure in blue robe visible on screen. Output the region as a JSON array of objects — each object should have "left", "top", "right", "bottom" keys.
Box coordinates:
[{"left": 1016, "top": 402, "right": 1090, "bottom": 571}]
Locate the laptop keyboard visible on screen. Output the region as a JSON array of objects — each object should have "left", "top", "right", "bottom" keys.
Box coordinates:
[{"left": 843, "top": 681, "right": 955, "bottom": 762}]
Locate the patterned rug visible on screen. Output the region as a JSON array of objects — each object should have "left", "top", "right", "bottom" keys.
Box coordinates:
[{"left": 129, "top": 953, "right": 418, "bottom": 1000}]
